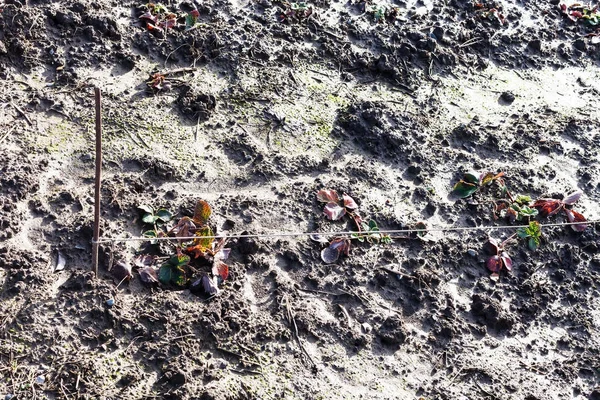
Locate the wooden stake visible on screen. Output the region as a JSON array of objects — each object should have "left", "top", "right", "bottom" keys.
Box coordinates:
[{"left": 92, "top": 88, "right": 103, "bottom": 277}]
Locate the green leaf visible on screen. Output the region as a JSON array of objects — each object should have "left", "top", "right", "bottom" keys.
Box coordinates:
[
  {"left": 368, "top": 220, "right": 378, "bottom": 231},
  {"left": 142, "top": 213, "right": 158, "bottom": 224},
  {"left": 171, "top": 266, "right": 187, "bottom": 286},
  {"left": 155, "top": 209, "right": 172, "bottom": 222},
  {"left": 415, "top": 222, "right": 427, "bottom": 238},
  {"left": 138, "top": 205, "right": 154, "bottom": 214},
  {"left": 193, "top": 226, "right": 214, "bottom": 251},
  {"left": 143, "top": 230, "right": 157, "bottom": 238},
  {"left": 517, "top": 228, "right": 529, "bottom": 238},
  {"left": 185, "top": 13, "right": 196, "bottom": 28},
  {"left": 528, "top": 237, "right": 539, "bottom": 251},
  {"left": 515, "top": 195, "right": 531, "bottom": 205},
  {"left": 158, "top": 264, "right": 172, "bottom": 285},
  {"left": 453, "top": 180, "right": 478, "bottom": 198},
  {"left": 169, "top": 254, "right": 190, "bottom": 268},
  {"left": 463, "top": 172, "right": 480, "bottom": 185},
  {"left": 520, "top": 206, "right": 538, "bottom": 217}
]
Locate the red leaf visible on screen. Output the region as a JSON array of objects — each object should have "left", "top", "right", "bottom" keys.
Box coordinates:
[
  {"left": 501, "top": 252, "right": 512, "bottom": 271},
  {"left": 212, "top": 262, "right": 229, "bottom": 280},
  {"left": 139, "top": 12, "right": 158, "bottom": 22},
  {"left": 190, "top": 9, "right": 200, "bottom": 17},
  {"left": 506, "top": 207, "right": 518, "bottom": 224},
  {"left": 571, "top": 10, "right": 583, "bottom": 18},
  {"left": 563, "top": 191, "right": 582, "bottom": 205},
  {"left": 533, "top": 199, "right": 562, "bottom": 217},
  {"left": 483, "top": 238, "right": 500, "bottom": 255},
  {"left": 342, "top": 194, "right": 358, "bottom": 210},
  {"left": 564, "top": 209, "right": 587, "bottom": 232},
  {"left": 147, "top": 23, "right": 163, "bottom": 31},
  {"left": 486, "top": 256, "right": 502, "bottom": 272},
  {"left": 324, "top": 202, "right": 346, "bottom": 220},
  {"left": 317, "top": 189, "right": 339, "bottom": 203}
]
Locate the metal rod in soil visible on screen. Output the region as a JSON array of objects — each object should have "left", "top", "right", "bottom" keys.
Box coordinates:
[{"left": 92, "top": 88, "right": 103, "bottom": 277}]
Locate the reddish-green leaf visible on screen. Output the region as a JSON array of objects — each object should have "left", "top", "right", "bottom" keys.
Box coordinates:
[
  {"left": 324, "top": 202, "right": 346, "bottom": 220},
  {"left": 193, "top": 200, "right": 212, "bottom": 225},
  {"left": 480, "top": 171, "right": 504, "bottom": 186},
  {"left": 317, "top": 189, "right": 339, "bottom": 203}
]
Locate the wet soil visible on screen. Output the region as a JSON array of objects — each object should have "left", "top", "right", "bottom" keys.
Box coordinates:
[{"left": 1, "top": 0, "right": 600, "bottom": 398}]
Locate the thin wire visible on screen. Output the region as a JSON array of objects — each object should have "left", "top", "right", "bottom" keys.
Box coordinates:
[{"left": 91, "top": 219, "right": 599, "bottom": 244}]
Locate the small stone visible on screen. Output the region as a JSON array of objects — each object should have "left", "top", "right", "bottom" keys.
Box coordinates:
[
  {"left": 35, "top": 375, "right": 45, "bottom": 385},
  {"left": 500, "top": 91, "right": 515, "bottom": 104},
  {"left": 527, "top": 39, "right": 542, "bottom": 52},
  {"left": 106, "top": 298, "right": 115, "bottom": 307},
  {"left": 467, "top": 249, "right": 478, "bottom": 257},
  {"left": 361, "top": 322, "right": 373, "bottom": 334},
  {"left": 574, "top": 38, "right": 587, "bottom": 52}
]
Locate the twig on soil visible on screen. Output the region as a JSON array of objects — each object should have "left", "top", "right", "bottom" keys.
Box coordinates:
[
  {"left": 473, "top": 380, "right": 500, "bottom": 399},
  {"left": 379, "top": 266, "right": 418, "bottom": 280},
  {"left": 160, "top": 67, "right": 197, "bottom": 76},
  {"left": 297, "top": 287, "right": 341, "bottom": 296},
  {"left": 282, "top": 294, "right": 318, "bottom": 371},
  {"left": 337, "top": 304, "right": 353, "bottom": 327},
  {"left": 164, "top": 44, "right": 189, "bottom": 68},
  {"left": 0, "top": 126, "right": 16, "bottom": 145},
  {"left": 458, "top": 37, "right": 482, "bottom": 48},
  {"left": 10, "top": 102, "right": 33, "bottom": 126},
  {"left": 14, "top": 79, "right": 34, "bottom": 90},
  {"left": 231, "top": 369, "right": 264, "bottom": 376}
]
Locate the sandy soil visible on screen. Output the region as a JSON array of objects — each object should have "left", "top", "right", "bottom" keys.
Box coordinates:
[{"left": 1, "top": 0, "right": 600, "bottom": 398}]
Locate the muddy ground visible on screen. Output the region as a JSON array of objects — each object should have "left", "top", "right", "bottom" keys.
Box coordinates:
[{"left": 1, "top": 0, "right": 600, "bottom": 398}]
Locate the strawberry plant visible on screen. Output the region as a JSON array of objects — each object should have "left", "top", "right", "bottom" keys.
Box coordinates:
[
  {"left": 277, "top": 1, "right": 313, "bottom": 23},
  {"left": 517, "top": 221, "right": 542, "bottom": 251},
  {"left": 484, "top": 235, "right": 515, "bottom": 281},
  {"left": 495, "top": 194, "right": 538, "bottom": 223},
  {"left": 316, "top": 189, "right": 391, "bottom": 263},
  {"left": 139, "top": 3, "right": 177, "bottom": 32},
  {"left": 131, "top": 200, "right": 231, "bottom": 296}
]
